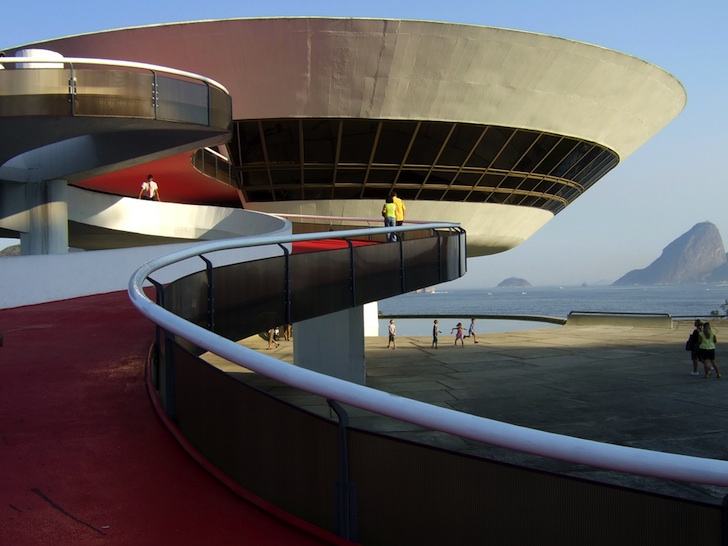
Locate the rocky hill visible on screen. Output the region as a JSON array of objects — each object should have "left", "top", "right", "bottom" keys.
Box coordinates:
[
  {"left": 497, "top": 277, "right": 532, "bottom": 288},
  {"left": 613, "top": 222, "right": 728, "bottom": 285}
]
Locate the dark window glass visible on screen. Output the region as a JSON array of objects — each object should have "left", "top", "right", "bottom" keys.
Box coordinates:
[
  {"left": 241, "top": 169, "right": 269, "bottom": 187},
  {"left": 553, "top": 142, "right": 591, "bottom": 178},
  {"left": 425, "top": 170, "right": 457, "bottom": 186},
  {"left": 464, "top": 191, "right": 486, "bottom": 203},
  {"left": 303, "top": 119, "right": 338, "bottom": 164},
  {"left": 366, "top": 168, "right": 397, "bottom": 185},
  {"left": 339, "top": 120, "right": 379, "bottom": 163},
  {"left": 453, "top": 171, "right": 483, "bottom": 187},
  {"left": 536, "top": 138, "right": 578, "bottom": 176},
  {"left": 437, "top": 124, "right": 484, "bottom": 167},
  {"left": 417, "top": 188, "right": 447, "bottom": 200},
  {"left": 374, "top": 121, "right": 417, "bottom": 164},
  {"left": 261, "top": 120, "right": 300, "bottom": 165},
  {"left": 516, "top": 133, "right": 560, "bottom": 173},
  {"left": 408, "top": 123, "right": 453, "bottom": 166},
  {"left": 233, "top": 121, "right": 266, "bottom": 164},
  {"left": 478, "top": 173, "right": 506, "bottom": 189},
  {"left": 267, "top": 166, "right": 300, "bottom": 186},
  {"left": 497, "top": 175, "right": 524, "bottom": 190},
  {"left": 336, "top": 168, "right": 367, "bottom": 184},
  {"left": 492, "top": 130, "right": 538, "bottom": 171},
  {"left": 302, "top": 168, "right": 334, "bottom": 186},
  {"left": 517, "top": 177, "right": 540, "bottom": 192},
  {"left": 466, "top": 127, "right": 513, "bottom": 168},
  {"left": 441, "top": 188, "right": 470, "bottom": 202}
]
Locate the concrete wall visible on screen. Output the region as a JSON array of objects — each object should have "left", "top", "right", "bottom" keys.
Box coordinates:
[{"left": 33, "top": 18, "right": 686, "bottom": 160}]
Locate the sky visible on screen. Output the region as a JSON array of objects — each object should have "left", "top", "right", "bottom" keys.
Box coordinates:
[{"left": 1, "top": 0, "right": 726, "bottom": 288}]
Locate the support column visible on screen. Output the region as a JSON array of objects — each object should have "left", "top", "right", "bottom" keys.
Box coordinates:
[
  {"left": 294, "top": 306, "right": 366, "bottom": 385},
  {"left": 21, "top": 179, "right": 68, "bottom": 255}
]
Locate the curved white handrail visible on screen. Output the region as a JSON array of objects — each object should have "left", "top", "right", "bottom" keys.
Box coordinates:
[
  {"left": 129, "top": 226, "right": 728, "bottom": 487},
  {"left": 0, "top": 57, "right": 229, "bottom": 94}
]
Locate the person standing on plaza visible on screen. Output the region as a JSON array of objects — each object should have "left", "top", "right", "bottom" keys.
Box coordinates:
[
  {"left": 451, "top": 322, "right": 465, "bottom": 347},
  {"left": 381, "top": 195, "right": 397, "bottom": 242},
  {"left": 387, "top": 319, "right": 397, "bottom": 349},
  {"left": 465, "top": 317, "right": 478, "bottom": 344},
  {"left": 138, "top": 174, "right": 161, "bottom": 201},
  {"left": 698, "top": 322, "right": 721, "bottom": 378},
  {"left": 432, "top": 320, "right": 441, "bottom": 349},
  {"left": 688, "top": 319, "right": 703, "bottom": 376},
  {"left": 266, "top": 327, "right": 280, "bottom": 350}
]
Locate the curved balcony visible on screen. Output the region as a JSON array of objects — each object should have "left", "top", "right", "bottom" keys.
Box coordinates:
[{"left": 0, "top": 57, "right": 231, "bottom": 180}]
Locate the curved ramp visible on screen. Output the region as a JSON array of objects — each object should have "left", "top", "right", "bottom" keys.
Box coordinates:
[{"left": 66, "top": 186, "right": 289, "bottom": 249}]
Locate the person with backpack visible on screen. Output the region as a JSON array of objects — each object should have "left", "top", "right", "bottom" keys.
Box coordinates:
[{"left": 688, "top": 319, "right": 702, "bottom": 376}]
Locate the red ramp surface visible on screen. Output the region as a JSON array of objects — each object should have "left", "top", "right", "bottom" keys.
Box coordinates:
[{"left": 0, "top": 292, "right": 337, "bottom": 545}]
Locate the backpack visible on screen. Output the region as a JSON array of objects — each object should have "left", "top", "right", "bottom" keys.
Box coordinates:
[{"left": 686, "top": 332, "right": 697, "bottom": 351}]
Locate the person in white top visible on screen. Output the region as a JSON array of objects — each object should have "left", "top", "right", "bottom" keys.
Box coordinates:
[{"left": 138, "top": 174, "right": 160, "bottom": 201}]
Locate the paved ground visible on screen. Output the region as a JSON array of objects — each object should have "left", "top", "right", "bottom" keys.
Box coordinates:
[{"left": 209, "top": 319, "right": 728, "bottom": 505}]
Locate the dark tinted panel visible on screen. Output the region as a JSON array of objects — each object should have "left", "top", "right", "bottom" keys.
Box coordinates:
[
  {"left": 303, "top": 119, "right": 338, "bottom": 164},
  {"left": 374, "top": 121, "right": 417, "bottom": 164},
  {"left": 339, "top": 120, "right": 379, "bottom": 163},
  {"left": 408, "top": 123, "right": 453, "bottom": 166}
]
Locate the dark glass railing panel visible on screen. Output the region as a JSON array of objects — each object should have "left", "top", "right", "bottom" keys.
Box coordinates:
[
  {"left": 289, "top": 249, "right": 354, "bottom": 320},
  {"left": 0, "top": 60, "right": 231, "bottom": 129},
  {"left": 74, "top": 69, "right": 154, "bottom": 117},
  {"left": 156, "top": 75, "right": 210, "bottom": 125},
  {"left": 172, "top": 343, "right": 339, "bottom": 532}
]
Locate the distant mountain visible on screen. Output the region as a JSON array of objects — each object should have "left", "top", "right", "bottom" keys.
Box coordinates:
[
  {"left": 497, "top": 277, "right": 532, "bottom": 288},
  {"left": 613, "top": 222, "right": 728, "bottom": 285},
  {"left": 0, "top": 245, "right": 20, "bottom": 257}
]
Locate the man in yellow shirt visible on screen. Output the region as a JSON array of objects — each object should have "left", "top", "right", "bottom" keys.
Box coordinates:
[{"left": 393, "top": 191, "right": 406, "bottom": 226}]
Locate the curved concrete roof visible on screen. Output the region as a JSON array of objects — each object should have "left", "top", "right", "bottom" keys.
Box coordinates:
[{"left": 23, "top": 18, "right": 686, "bottom": 160}]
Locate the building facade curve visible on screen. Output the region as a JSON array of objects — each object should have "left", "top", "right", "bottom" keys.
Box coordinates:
[{"left": 13, "top": 18, "right": 686, "bottom": 256}]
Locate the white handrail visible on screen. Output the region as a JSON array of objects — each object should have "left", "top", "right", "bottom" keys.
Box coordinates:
[
  {"left": 0, "top": 57, "right": 229, "bottom": 94},
  {"left": 128, "top": 226, "right": 728, "bottom": 486}
]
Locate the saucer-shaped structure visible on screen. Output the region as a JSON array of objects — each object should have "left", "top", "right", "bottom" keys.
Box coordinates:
[{"left": 17, "top": 18, "right": 686, "bottom": 255}]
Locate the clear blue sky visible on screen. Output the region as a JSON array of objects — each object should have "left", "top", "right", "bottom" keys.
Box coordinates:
[{"left": 2, "top": 0, "right": 726, "bottom": 287}]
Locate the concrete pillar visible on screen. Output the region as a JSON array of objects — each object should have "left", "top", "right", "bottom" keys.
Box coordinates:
[
  {"left": 21, "top": 179, "right": 68, "bottom": 255},
  {"left": 363, "top": 301, "right": 379, "bottom": 337},
  {"left": 294, "top": 306, "right": 366, "bottom": 385}
]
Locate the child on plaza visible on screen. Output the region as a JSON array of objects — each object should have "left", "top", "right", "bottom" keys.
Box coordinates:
[
  {"left": 465, "top": 317, "right": 478, "bottom": 343},
  {"left": 432, "top": 320, "right": 442, "bottom": 348},
  {"left": 451, "top": 322, "right": 465, "bottom": 347},
  {"left": 387, "top": 319, "right": 397, "bottom": 349}
]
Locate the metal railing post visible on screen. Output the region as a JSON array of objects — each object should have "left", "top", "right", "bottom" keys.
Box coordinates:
[
  {"left": 200, "top": 255, "right": 215, "bottom": 331},
  {"left": 277, "top": 244, "right": 292, "bottom": 324},
  {"left": 346, "top": 239, "right": 356, "bottom": 308},
  {"left": 328, "top": 399, "right": 357, "bottom": 541}
]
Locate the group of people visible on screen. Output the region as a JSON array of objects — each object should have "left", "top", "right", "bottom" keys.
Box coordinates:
[
  {"left": 267, "top": 324, "right": 292, "bottom": 349},
  {"left": 387, "top": 318, "right": 479, "bottom": 350},
  {"left": 688, "top": 319, "right": 721, "bottom": 378},
  {"left": 381, "top": 192, "right": 406, "bottom": 242}
]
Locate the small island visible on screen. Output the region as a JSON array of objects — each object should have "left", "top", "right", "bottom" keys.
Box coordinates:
[{"left": 497, "top": 277, "right": 532, "bottom": 288}]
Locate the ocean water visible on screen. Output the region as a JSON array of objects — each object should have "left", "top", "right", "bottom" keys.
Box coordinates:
[{"left": 377, "top": 284, "right": 728, "bottom": 336}]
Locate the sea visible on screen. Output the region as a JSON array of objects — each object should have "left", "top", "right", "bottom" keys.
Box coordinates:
[{"left": 377, "top": 284, "right": 728, "bottom": 336}]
